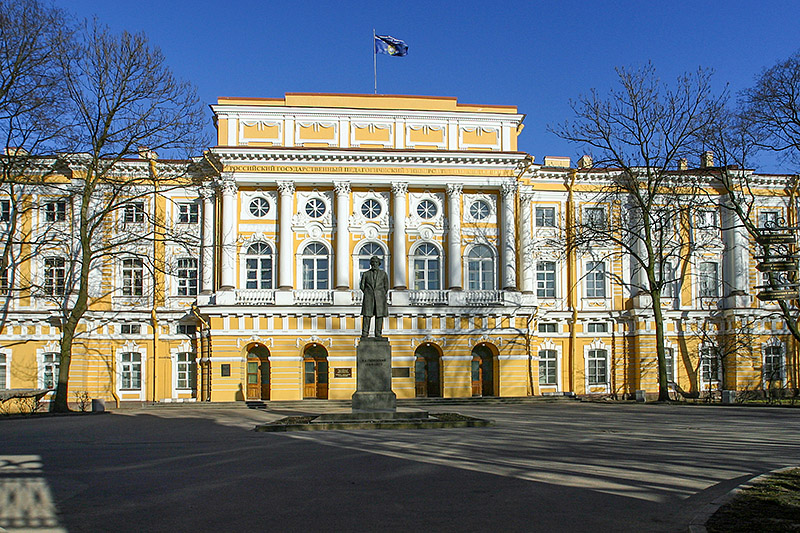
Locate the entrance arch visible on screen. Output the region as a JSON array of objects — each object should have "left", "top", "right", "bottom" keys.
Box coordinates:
[
  {"left": 471, "top": 344, "right": 496, "bottom": 397},
  {"left": 303, "top": 344, "right": 329, "bottom": 399},
  {"left": 414, "top": 344, "right": 442, "bottom": 398},
  {"left": 246, "top": 346, "right": 270, "bottom": 400}
]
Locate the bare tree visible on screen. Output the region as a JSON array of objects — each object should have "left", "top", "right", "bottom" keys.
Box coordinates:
[
  {"left": 0, "top": 0, "right": 73, "bottom": 329},
  {"left": 46, "top": 21, "right": 206, "bottom": 412},
  {"left": 552, "top": 63, "right": 726, "bottom": 401}
]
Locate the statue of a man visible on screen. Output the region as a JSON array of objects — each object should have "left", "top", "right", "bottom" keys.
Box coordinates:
[{"left": 360, "top": 255, "right": 389, "bottom": 338}]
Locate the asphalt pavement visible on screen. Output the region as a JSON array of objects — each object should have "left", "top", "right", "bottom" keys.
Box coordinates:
[{"left": 1, "top": 402, "right": 798, "bottom": 532}]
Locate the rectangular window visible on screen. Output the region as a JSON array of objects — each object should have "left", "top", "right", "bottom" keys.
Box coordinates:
[
  {"left": 587, "top": 322, "right": 608, "bottom": 333},
  {"left": 123, "top": 202, "right": 145, "bottom": 224},
  {"left": 120, "top": 323, "right": 141, "bottom": 335},
  {"left": 588, "top": 349, "right": 608, "bottom": 385},
  {"left": 536, "top": 261, "right": 556, "bottom": 298},
  {"left": 584, "top": 207, "right": 606, "bottom": 230},
  {"left": 41, "top": 353, "right": 59, "bottom": 389},
  {"left": 44, "top": 257, "right": 66, "bottom": 296},
  {"left": 759, "top": 210, "right": 781, "bottom": 228},
  {"left": 764, "top": 345, "right": 784, "bottom": 383},
  {"left": 120, "top": 352, "right": 142, "bottom": 390},
  {"left": 655, "top": 261, "right": 678, "bottom": 299},
  {"left": 221, "top": 364, "right": 231, "bottom": 377},
  {"left": 0, "top": 199, "right": 10, "bottom": 222},
  {"left": 538, "top": 323, "right": 557, "bottom": 333},
  {"left": 177, "top": 324, "right": 197, "bottom": 335},
  {"left": 176, "top": 352, "right": 196, "bottom": 390},
  {"left": 177, "top": 203, "right": 199, "bottom": 224},
  {"left": 699, "top": 261, "right": 719, "bottom": 298},
  {"left": 697, "top": 209, "right": 717, "bottom": 229},
  {"left": 539, "top": 349, "right": 557, "bottom": 385},
  {"left": 700, "top": 347, "right": 721, "bottom": 385},
  {"left": 177, "top": 258, "right": 198, "bottom": 296},
  {"left": 0, "top": 354, "right": 7, "bottom": 389},
  {"left": 0, "top": 260, "right": 9, "bottom": 295},
  {"left": 122, "top": 258, "right": 144, "bottom": 296},
  {"left": 535, "top": 206, "right": 556, "bottom": 227},
  {"left": 585, "top": 261, "right": 606, "bottom": 298},
  {"left": 44, "top": 200, "right": 67, "bottom": 222},
  {"left": 665, "top": 348, "right": 675, "bottom": 384}
]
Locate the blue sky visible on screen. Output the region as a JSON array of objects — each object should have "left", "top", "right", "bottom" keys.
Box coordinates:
[{"left": 61, "top": 0, "right": 800, "bottom": 173}]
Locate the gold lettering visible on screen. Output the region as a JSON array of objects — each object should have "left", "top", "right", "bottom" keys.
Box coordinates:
[{"left": 225, "top": 164, "right": 513, "bottom": 177}]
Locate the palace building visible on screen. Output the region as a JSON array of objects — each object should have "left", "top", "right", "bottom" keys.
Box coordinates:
[{"left": 0, "top": 93, "right": 796, "bottom": 407}]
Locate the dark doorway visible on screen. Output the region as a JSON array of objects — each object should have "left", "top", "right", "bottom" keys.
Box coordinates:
[
  {"left": 246, "top": 346, "right": 270, "bottom": 400},
  {"left": 303, "top": 344, "right": 329, "bottom": 399},
  {"left": 414, "top": 344, "right": 441, "bottom": 398}
]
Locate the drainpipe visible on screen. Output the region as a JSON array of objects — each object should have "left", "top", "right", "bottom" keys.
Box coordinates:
[
  {"left": 566, "top": 170, "right": 578, "bottom": 392},
  {"left": 191, "top": 305, "right": 211, "bottom": 401}
]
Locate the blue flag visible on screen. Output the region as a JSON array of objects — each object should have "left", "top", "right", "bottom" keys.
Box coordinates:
[{"left": 375, "top": 35, "right": 408, "bottom": 57}]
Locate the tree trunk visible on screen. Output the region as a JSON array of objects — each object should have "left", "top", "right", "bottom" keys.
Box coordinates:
[{"left": 651, "top": 289, "right": 671, "bottom": 402}]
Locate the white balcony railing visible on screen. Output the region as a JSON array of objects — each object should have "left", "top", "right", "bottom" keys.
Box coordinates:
[
  {"left": 235, "top": 289, "right": 276, "bottom": 305},
  {"left": 464, "top": 290, "right": 502, "bottom": 306},
  {"left": 293, "top": 289, "right": 334, "bottom": 306},
  {"left": 351, "top": 290, "right": 363, "bottom": 306},
  {"left": 408, "top": 290, "right": 448, "bottom": 306}
]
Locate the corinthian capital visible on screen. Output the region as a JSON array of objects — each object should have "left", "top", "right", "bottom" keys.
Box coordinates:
[
  {"left": 391, "top": 182, "right": 408, "bottom": 196},
  {"left": 500, "top": 181, "right": 518, "bottom": 198},
  {"left": 217, "top": 174, "right": 237, "bottom": 196},
  {"left": 276, "top": 180, "right": 295, "bottom": 196},
  {"left": 333, "top": 181, "right": 351, "bottom": 196},
  {"left": 446, "top": 183, "right": 463, "bottom": 197}
]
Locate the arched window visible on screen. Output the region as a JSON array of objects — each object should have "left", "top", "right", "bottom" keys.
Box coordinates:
[
  {"left": 466, "top": 245, "right": 495, "bottom": 290},
  {"left": 411, "top": 243, "right": 440, "bottom": 290},
  {"left": 244, "top": 242, "right": 273, "bottom": 289},
  {"left": 357, "top": 242, "right": 386, "bottom": 277},
  {"left": 301, "top": 242, "right": 329, "bottom": 289}
]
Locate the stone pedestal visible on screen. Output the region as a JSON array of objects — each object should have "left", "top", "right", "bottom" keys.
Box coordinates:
[{"left": 351, "top": 337, "right": 396, "bottom": 412}]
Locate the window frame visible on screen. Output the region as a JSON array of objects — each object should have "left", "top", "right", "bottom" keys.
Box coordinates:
[
  {"left": 411, "top": 242, "right": 441, "bottom": 291},
  {"left": 175, "top": 352, "right": 196, "bottom": 390},
  {"left": 763, "top": 344, "right": 785, "bottom": 384},
  {"left": 120, "top": 352, "right": 142, "bottom": 390},
  {"left": 587, "top": 349, "right": 608, "bottom": 386},
  {"left": 535, "top": 206, "right": 556, "bottom": 227},
  {"left": 584, "top": 206, "right": 606, "bottom": 230},
  {"left": 121, "top": 257, "right": 144, "bottom": 297},
  {"left": 244, "top": 242, "right": 274, "bottom": 290},
  {"left": 585, "top": 261, "right": 607, "bottom": 299},
  {"left": 43, "top": 257, "right": 66, "bottom": 297},
  {"left": 536, "top": 261, "right": 556, "bottom": 298},
  {"left": 301, "top": 242, "right": 330, "bottom": 290},
  {"left": 538, "top": 349, "right": 558, "bottom": 386},
  {"left": 176, "top": 257, "right": 198, "bottom": 297},
  {"left": 0, "top": 199, "right": 10, "bottom": 222},
  {"left": 40, "top": 352, "right": 60, "bottom": 390},
  {"left": 465, "top": 244, "right": 496, "bottom": 291},
  {"left": 44, "top": 199, "right": 67, "bottom": 223},
  {"left": 416, "top": 199, "right": 438, "bottom": 220},
  {"left": 698, "top": 261, "right": 719, "bottom": 298},
  {"left": 177, "top": 202, "right": 200, "bottom": 224},
  {"left": 123, "top": 201, "right": 146, "bottom": 225}
]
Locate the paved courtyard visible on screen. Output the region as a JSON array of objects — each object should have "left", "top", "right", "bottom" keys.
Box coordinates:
[{"left": 1, "top": 402, "right": 798, "bottom": 532}]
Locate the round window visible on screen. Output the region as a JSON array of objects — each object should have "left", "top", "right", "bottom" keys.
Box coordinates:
[
  {"left": 469, "top": 200, "right": 490, "bottom": 220},
  {"left": 417, "top": 199, "right": 438, "bottom": 219},
  {"left": 361, "top": 199, "right": 382, "bottom": 218},
  {"left": 305, "top": 198, "right": 326, "bottom": 218},
  {"left": 249, "top": 197, "right": 270, "bottom": 217}
]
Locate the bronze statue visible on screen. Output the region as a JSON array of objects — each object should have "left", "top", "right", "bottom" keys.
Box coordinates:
[{"left": 360, "top": 256, "right": 389, "bottom": 338}]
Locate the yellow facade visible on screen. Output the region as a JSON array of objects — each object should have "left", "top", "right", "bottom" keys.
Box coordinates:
[{"left": 0, "top": 93, "right": 797, "bottom": 411}]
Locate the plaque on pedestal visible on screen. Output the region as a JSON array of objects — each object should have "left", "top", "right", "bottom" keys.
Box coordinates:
[{"left": 351, "top": 337, "right": 397, "bottom": 412}]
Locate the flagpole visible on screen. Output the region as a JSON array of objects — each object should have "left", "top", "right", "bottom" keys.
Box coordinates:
[{"left": 373, "top": 29, "right": 377, "bottom": 94}]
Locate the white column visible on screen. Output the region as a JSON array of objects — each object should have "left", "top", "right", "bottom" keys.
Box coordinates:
[
  {"left": 334, "top": 181, "right": 351, "bottom": 289},
  {"left": 277, "top": 180, "right": 295, "bottom": 290},
  {"left": 199, "top": 186, "right": 215, "bottom": 293},
  {"left": 519, "top": 190, "right": 533, "bottom": 293},
  {"left": 392, "top": 182, "right": 408, "bottom": 289},
  {"left": 218, "top": 177, "right": 237, "bottom": 290},
  {"left": 447, "top": 184, "right": 463, "bottom": 290},
  {"left": 722, "top": 197, "right": 750, "bottom": 308},
  {"left": 500, "top": 181, "right": 518, "bottom": 290}
]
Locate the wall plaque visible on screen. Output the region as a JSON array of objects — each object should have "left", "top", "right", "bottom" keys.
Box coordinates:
[{"left": 334, "top": 368, "right": 352, "bottom": 378}]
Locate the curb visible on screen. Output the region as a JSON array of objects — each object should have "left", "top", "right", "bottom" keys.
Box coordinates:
[{"left": 686, "top": 465, "right": 799, "bottom": 533}]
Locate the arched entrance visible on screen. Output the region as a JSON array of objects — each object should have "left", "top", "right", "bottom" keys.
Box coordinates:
[
  {"left": 246, "top": 346, "right": 270, "bottom": 400},
  {"left": 303, "top": 344, "right": 328, "bottom": 399},
  {"left": 414, "top": 344, "right": 442, "bottom": 398},
  {"left": 471, "top": 344, "right": 495, "bottom": 396}
]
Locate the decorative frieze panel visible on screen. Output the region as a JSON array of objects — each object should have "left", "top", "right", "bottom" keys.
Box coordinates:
[
  {"left": 459, "top": 126, "right": 501, "bottom": 150},
  {"left": 406, "top": 123, "right": 447, "bottom": 149},
  {"left": 295, "top": 121, "right": 339, "bottom": 147},
  {"left": 350, "top": 190, "right": 391, "bottom": 230},
  {"left": 239, "top": 120, "right": 282, "bottom": 146},
  {"left": 293, "top": 189, "right": 334, "bottom": 229},
  {"left": 407, "top": 191, "right": 445, "bottom": 232},
  {"left": 351, "top": 122, "right": 394, "bottom": 148},
  {"left": 239, "top": 189, "right": 278, "bottom": 221}
]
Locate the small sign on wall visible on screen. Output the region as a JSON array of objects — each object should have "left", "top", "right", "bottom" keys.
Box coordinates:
[
  {"left": 391, "top": 367, "right": 411, "bottom": 378},
  {"left": 221, "top": 364, "right": 231, "bottom": 377},
  {"left": 334, "top": 368, "right": 352, "bottom": 378}
]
